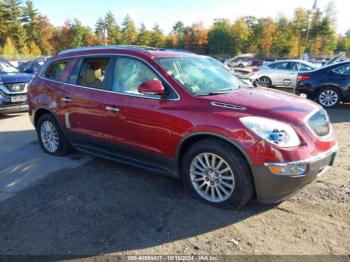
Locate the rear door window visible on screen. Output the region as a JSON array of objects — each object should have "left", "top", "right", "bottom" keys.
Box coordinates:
[
  {"left": 290, "top": 62, "right": 312, "bottom": 71},
  {"left": 44, "top": 60, "right": 69, "bottom": 81},
  {"left": 77, "top": 57, "right": 111, "bottom": 89},
  {"left": 269, "top": 62, "right": 290, "bottom": 70}
]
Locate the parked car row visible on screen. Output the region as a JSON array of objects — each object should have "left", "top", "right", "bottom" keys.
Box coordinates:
[
  {"left": 296, "top": 61, "right": 350, "bottom": 108},
  {"left": 244, "top": 55, "right": 350, "bottom": 108},
  {"left": 251, "top": 60, "right": 320, "bottom": 87}
]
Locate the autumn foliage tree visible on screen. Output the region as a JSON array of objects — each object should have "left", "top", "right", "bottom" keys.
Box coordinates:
[{"left": 0, "top": 0, "right": 347, "bottom": 59}]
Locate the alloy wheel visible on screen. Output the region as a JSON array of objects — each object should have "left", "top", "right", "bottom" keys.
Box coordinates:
[
  {"left": 259, "top": 77, "right": 271, "bottom": 87},
  {"left": 40, "top": 120, "right": 59, "bottom": 153},
  {"left": 319, "top": 90, "right": 339, "bottom": 107},
  {"left": 190, "top": 153, "right": 235, "bottom": 203}
]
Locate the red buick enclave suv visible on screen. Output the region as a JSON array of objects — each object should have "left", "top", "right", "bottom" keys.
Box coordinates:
[{"left": 27, "top": 46, "right": 338, "bottom": 209}]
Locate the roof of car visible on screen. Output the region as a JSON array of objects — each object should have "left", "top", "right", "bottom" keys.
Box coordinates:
[
  {"left": 57, "top": 45, "right": 197, "bottom": 59},
  {"left": 271, "top": 59, "right": 309, "bottom": 63}
]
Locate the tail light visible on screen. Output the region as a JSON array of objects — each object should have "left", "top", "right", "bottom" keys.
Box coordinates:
[
  {"left": 252, "top": 67, "right": 259, "bottom": 72},
  {"left": 297, "top": 75, "right": 311, "bottom": 81}
]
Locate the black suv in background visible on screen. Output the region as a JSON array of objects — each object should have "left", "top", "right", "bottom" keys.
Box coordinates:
[
  {"left": 297, "top": 61, "right": 350, "bottom": 108},
  {"left": 0, "top": 58, "right": 34, "bottom": 114}
]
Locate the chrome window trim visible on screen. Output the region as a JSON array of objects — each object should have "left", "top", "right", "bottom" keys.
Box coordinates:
[{"left": 39, "top": 53, "right": 180, "bottom": 101}]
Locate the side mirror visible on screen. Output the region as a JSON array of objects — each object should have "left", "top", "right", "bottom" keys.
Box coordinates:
[{"left": 138, "top": 79, "right": 165, "bottom": 95}]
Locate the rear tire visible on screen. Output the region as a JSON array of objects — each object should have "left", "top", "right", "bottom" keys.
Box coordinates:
[
  {"left": 316, "top": 87, "right": 341, "bottom": 108},
  {"left": 37, "top": 114, "right": 72, "bottom": 156},
  {"left": 181, "top": 139, "right": 254, "bottom": 210}
]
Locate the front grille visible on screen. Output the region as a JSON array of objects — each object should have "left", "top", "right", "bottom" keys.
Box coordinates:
[
  {"left": 308, "top": 110, "right": 330, "bottom": 137},
  {"left": 3, "top": 83, "right": 27, "bottom": 93}
]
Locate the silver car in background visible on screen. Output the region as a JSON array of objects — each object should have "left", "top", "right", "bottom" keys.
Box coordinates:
[{"left": 252, "top": 60, "right": 320, "bottom": 87}]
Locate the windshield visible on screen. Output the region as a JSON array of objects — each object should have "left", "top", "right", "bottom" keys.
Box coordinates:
[
  {"left": 0, "top": 61, "right": 18, "bottom": 73},
  {"left": 156, "top": 56, "right": 243, "bottom": 96}
]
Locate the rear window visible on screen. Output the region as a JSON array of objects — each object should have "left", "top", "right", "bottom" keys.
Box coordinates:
[
  {"left": 334, "top": 65, "right": 350, "bottom": 75},
  {"left": 44, "top": 60, "right": 69, "bottom": 81}
]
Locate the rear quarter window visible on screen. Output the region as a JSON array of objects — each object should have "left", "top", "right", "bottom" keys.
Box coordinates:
[
  {"left": 43, "top": 60, "right": 69, "bottom": 81},
  {"left": 333, "top": 65, "right": 350, "bottom": 75}
]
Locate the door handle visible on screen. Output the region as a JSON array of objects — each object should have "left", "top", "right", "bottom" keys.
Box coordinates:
[
  {"left": 61, "top": 97, "right": 72, "bottom": 103},
  {"left": 105, "top": 106, "right": 120, "bottom": 112}
]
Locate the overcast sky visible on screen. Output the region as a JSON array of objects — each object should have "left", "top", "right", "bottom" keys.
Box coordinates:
[{"left": 33, "top": 0, "right": 349, "bottom": 34}]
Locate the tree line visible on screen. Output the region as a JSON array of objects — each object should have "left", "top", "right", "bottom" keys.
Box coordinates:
[{"left": 0, "top": 0, "right": 349, "bottom": 60}]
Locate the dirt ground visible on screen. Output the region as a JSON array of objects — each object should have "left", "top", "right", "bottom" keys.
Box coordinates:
[{"left": 0, "top": 105, "right": 349, "bottom": 257}]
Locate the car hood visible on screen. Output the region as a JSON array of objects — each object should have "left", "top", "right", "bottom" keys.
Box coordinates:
[
  {"left": 0, "top": 73, "right": 34, "bottom": 84},
  {"left": 199, "top": 87, "right": 320, "bottom": 122}
]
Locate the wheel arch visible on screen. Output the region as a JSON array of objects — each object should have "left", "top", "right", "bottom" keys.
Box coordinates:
[
  {"left": 176, "top": 132, "right": 253, "bottom": 172},
  {"left": 34, "top": 108, "right": 61, "bottom": 130},
  {"left": 318, "top": 84, "right": 344, "bottom": 99}
]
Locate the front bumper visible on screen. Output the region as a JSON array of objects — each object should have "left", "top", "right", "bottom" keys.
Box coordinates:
[
  {"left": 0, "top": 104, "right": 28, "bottom": 114},
  {"left": 252, "top": 145, "right": 338, "bottom": 203}
]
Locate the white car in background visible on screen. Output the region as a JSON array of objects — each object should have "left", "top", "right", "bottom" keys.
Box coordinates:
[
  {"left": 224, "top": 54, "right": 254, "bottom": 68},
  {"left": 229, "top": 59, "right": 251, "bottom": 68},
  {"left": 252, "top": 60, "right": 320, "bottom": 87}
]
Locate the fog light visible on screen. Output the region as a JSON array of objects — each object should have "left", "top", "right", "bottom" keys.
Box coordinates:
[{"left": 268, "top": 164, "right": 307, "bottom": 176}]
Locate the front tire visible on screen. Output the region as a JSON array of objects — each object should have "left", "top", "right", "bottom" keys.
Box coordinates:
[
  {"left": 37, "top": 114, "right": 72, "bottom": 156},
  {"left": 316, "top": 87, "right": 341, "bottom": 108},
  {"left": 181, "top": 139, "right": 254, "bottom": 210},
  {"left": 259, "top": 76, "right": 272, "bottom": 87}
]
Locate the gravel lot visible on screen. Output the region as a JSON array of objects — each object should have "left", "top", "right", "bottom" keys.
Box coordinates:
[{"left": 0, "top": 105, "right": 349, "bottom": 257}]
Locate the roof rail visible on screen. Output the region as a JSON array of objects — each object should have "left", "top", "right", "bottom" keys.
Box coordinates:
[
  {"left": 57, "top": 45, "right": 196, "bottom": 56},
  {"left": 164, "top": 48, "right": 196, "bottom": 54},
  {"left": 57, "top": 45, "right": 150, "bottom": 55}
]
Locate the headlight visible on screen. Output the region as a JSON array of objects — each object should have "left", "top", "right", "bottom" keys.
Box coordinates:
[{"left": 240, "top": 117, "right": 301, "bottom": 148}]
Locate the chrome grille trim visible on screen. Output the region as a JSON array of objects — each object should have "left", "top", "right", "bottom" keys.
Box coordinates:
[
  {"left": 307, "top": 109, "right": 331, "bottom": 138},
  {"left": 0, "top": 83, "right": 28, "bottom": 94}
]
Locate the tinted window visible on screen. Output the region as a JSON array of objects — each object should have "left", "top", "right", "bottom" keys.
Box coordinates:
[
  {"left": 44, "top": 60, "right": 68, "bottom": 81},
  {"left": 334, "top": 65, "right": 350, "bottom": 75},
  {"left": 269, "top": 62, "right": 290, "bottom": 70},
  {"left": 298, "top": 63, "right": 314, "bottom": 71},
  {"left": 77, "top": 57, "right": 110, "bottom": 89},
  {"left": 113, "top": 57, "right": 161, "bottom": 95}
]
